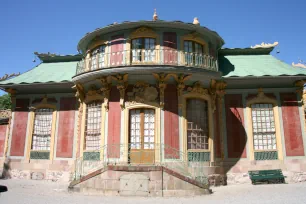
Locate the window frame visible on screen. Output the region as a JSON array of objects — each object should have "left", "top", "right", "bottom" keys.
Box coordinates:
[
  {"left": 182, "top": 93, "right": 214, "bottom": 163},
  {"left": 27, "top": 102, "right": 57, "bottom": 161},
  {"left": 84, "top": 100, "right": 103, "bottom": 151},
  {"left": 246, "top": 91, "right": 284, "bottom": 161},
  {"left": 90, "top": 45, "right": 107, "bottom": 70},
  {"left": 183, "top": 40, "right": 205, "bottom": 66},
  {"left": 131, "top": 37, "right": 156, "bottom": 63}
]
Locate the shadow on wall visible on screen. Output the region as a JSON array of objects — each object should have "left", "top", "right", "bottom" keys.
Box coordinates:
[{"left": 221, "top": 95, "right": 248, "bottom": 175}]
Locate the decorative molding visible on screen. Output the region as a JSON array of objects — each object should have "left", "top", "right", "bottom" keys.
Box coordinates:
[
  {"left": 72, "top": 83, "right": 85, "bottom": 102},
  {"left": 127, "top": 81, "right": 158, "bottom": 104},
  {"left": 129, "top": 26, "right": 158, "bottom": 39},
  {"left": 246, "top": 88, "right": 277, "bottom": 106},
  {"left": 251, "top": 42, "right": 279, "bottom": 49},
  {"left": 112, "top": 74, "right": 128, "bottom": 110},
  {"left": 153, "top": 9, "right": 158, "bottom": 21},
  {"left": 295, "top": 79, "right": 306, "bottom": 109},
  {"left": 98, "top": 76, "right": 112, "bottom": 111},
  {"left": 210, "top": 79, "right": 227, "bottom": 112},
  {"left": 0, "top": 110, "right": 11, "bottom": 119},
  {"left": 0, "top": 73, "right": 20, "bottom": 81},
  {"left": 152, "top": 73, "right": 173, "bottom": 109},
  {"left": 75, "top": 102, "right": 83, "bottom": 158},
  {"left": 193, "top": 17, "right": 200, "bottom": 25},
  {"left": 84, "top": 85, "right": 104, "bottom": 104},
  {"left": 187, "top": 81, "right": 209, "bottom": 95},
  {"left": 292, "top": 62, "right": 306, "bottom": 69},
  {"left": 172, "top": 74, "right": 192, "bottom": 109},
  {"left": 29, "top": 95, "right": 57, "bottom": 111}
]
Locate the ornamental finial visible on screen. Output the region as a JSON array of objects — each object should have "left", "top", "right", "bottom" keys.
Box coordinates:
[
  {"left": 193, "top": 17, "right": 200, "bottom": 25},
  {"left": 153, "top": 9, "right": 158, "bottom": 21}
]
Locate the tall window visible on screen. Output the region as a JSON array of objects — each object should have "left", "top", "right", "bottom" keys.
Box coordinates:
[
  {"left": 184, "top": 41, "right": 204, "bottom": 66},
  {"left": 131, "top": 38, "right": 155, "bottom": 62},
  {"left": 85, "top": 101, "right": 102, "bottom": 151},
  {"left": 186, "top": 99, "right": 209, "bottom": 150},
  {"left": 91, "top": 45, "right": 106, "bottom": 70},
  {"left": 251, "top": 104, "right": 277, "bottom": 150},
  {"left": 31, "top": 108, "right": 53, "bottom": 151}
]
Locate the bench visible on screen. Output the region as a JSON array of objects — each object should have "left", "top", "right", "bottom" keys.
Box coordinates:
[{"left": 249, "top": 169, "right": 286, "bottom": 185}]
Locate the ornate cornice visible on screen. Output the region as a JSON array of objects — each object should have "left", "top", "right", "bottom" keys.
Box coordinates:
[{"left": 295, "top": 79, "right": 306, "bottom": 108}]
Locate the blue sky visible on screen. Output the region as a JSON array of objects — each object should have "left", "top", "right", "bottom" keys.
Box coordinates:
[{"left": 0, "top": 0, "right": 305, "bottom": 95}]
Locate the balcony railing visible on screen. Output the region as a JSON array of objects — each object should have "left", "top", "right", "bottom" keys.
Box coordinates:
[{"left": 76, "top": 49, "right": 218, "bottom": 75}]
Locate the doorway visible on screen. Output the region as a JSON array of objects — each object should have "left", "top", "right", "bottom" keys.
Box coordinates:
[{"left": 129, "top": 108, "right": 155, "bottom": 164}]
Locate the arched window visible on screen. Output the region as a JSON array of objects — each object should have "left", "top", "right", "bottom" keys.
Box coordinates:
[
  {"left": 131, "top": 38, "right": 156, "bottom": 62},
  {"left": 90, "top": 45, "right": 106, "bottom": 70},
  {"left": 184, "top": 41, "right": 204, "bottom": 66},
  {"left": 31, "top": 108, "right": 53, "bottom": 151},
  {"left": 84, "top": 101, "right": 102, "bottom": 151},
  {"left": 186, "top": 98, "right": 209, "bottom": 150}
]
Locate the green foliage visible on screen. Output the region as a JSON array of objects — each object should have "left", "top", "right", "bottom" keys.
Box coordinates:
[{"left": 0, "top": 94, "right": 11, "bottom": 110}]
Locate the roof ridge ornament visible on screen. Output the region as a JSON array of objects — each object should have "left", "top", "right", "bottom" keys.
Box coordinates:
[
  {"left": 292, "top": 62, "right": 306, "bottom": 68},
  {"left": 292, "top": 59, "right": 306, "bottom": 68},
  {"left": 193, "top": 17, "right": 200, "bottom": 25},
  {"left": 153, "top": 9, "right": 158, "bottom": 21},
  {"left": 251, "top": 42, "right": 279, "bottom": 49}
]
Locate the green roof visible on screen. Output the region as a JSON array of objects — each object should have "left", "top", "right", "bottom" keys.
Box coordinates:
[
  {"left": 0, "top": 61, "right": 77, "bottom": 85},
  {"left": 219, "top": 55, "right": 306, "bottom": 78}
]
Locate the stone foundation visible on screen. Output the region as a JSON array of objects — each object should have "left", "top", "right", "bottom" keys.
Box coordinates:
[
  {"left": 71, "top": 166, "right": 211, "bottom": 197},
  {"left": 1, "top": 158, "right": 74, "bottom": 182}
]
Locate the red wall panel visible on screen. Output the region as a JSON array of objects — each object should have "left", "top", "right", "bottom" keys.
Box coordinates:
[
  {"left": 110, "top": 35, "right": 124, "bottom": 66},
  {"left": 108, "top": 86, "right": 121, "bottom": 158},
  {"left": 10, "top": 99, "right": 30, "bottom": 156},
  {"left": 164, "top": 84, "right": 179, "bottom": 158},
  {"left": 56, "top": 97, "right": 76, "bottom": 158},
  {"left": 224, "top": 94, "right": 247, "bottom": 158},
  {"left": 280, "top": 93, "right": 305, "bottom": 156},
  {"left": 163, "top": 32, "right": 177, "bottom": 65},
  {"left": 0, "top": 124, "right": 7, "bottom": 157}
]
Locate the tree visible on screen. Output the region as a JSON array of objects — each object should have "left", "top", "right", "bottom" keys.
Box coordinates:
[{"left": 0, "top": 94, "right": 11, "bottom": 110}]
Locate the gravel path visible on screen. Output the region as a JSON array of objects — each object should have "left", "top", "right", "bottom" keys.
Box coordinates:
[{"left": 1, "top": 179, "right": 306, "bottom": 204}]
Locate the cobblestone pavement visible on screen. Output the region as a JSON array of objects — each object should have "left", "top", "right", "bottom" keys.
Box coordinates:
[{"left": 1, "top": 179, "right": 306, "bottom": 204}]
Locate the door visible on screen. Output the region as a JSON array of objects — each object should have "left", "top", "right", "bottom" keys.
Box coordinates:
[
  {"left": 163, "top": 32, "right": 177, "bottom": 65},
  {"left": 129, "top": 109, "right": 155, "bottom": 164}
]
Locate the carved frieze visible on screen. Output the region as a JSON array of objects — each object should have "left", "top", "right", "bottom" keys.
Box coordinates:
[
  {"left": 84, "top": 85, "right": 104, "bottom": 104},
  {"left": 187, "top": 81, "right": 209, "bottom": 95},
  {"left": 127, "top": 81, "right": 158, "bottom": 104}
]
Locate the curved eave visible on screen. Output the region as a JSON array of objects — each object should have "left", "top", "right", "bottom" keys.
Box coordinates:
[
  {"left": 77, "top": 20, "right": 225, "bottom": 53},
  {"left": 72, "top": 65, "right": 221, "bottom": 83}
]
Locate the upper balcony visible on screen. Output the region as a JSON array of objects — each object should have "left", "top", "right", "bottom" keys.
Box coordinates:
[
  {"left": 74, "top": 19, "right": 224, "bottom": 76},
  {"left": 75, "top": 48, "right": 218, "bottom": 75}
]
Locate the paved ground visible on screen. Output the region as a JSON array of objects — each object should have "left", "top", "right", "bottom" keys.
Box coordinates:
[{"left": 0, "top": 179, "right": 306, "bottom": 204}]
